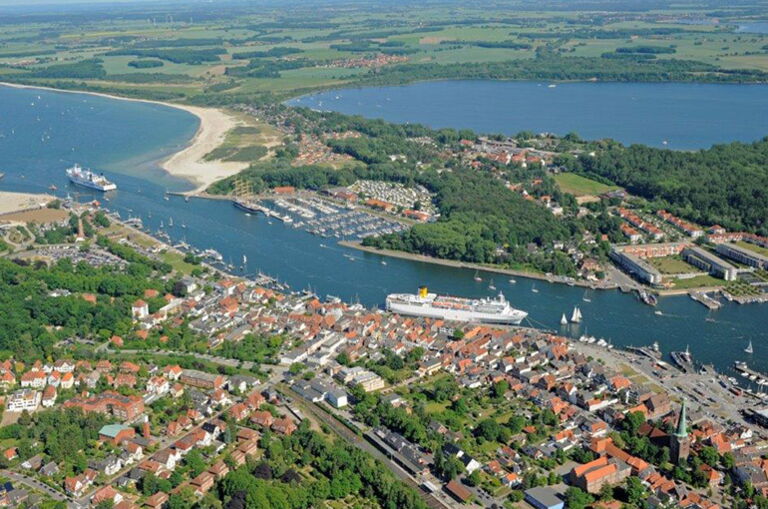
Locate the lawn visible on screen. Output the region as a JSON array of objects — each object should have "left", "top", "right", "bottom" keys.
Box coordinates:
[
  {"left": 160, "top": 251, "right": 198, "bottom": 275},
  {"left": 554, "top": 173, "right": 620, "bottom": 197},
  {"left": 667, "top": 274, "right": 723, "bottom": 289},
  {"left": 424, "top": 400, "right": 450, "bottom": 414},
  {"left": 649, "top": 255, "right": 698, "bottom": 274}
]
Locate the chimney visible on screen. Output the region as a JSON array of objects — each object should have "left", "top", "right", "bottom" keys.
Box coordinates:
[{"left": 142, "top": 418, "right": 150, "bottom": 439}]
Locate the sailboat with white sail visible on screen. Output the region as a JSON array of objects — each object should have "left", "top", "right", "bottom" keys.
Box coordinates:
[
  {"left": 560, "top": 313, "right": 568, "bottom": 326},
  {"left": 570, "top": 306, "right": 582, "bottom": 323},
  {"left": 746, "top": 341, "right": 754, "bottom": 354}
]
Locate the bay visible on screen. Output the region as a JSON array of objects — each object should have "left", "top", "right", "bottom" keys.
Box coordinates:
[
  {"left": 1, "top": 84, "right": 767, "bottom": 381},
  {"left": 288, "top": 80, "right": 768, "bottom": 149}
]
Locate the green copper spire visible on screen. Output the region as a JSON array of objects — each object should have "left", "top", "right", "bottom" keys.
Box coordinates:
[{"left": 675, "top": 399, "right": 688, "bottom": 438}]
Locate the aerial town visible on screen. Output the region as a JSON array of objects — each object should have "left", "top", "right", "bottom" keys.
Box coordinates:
[{"left": 0, "top": 191, "right": 765, "bottom": 509}]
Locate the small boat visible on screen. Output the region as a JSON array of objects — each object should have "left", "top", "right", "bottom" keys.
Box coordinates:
[
  {"left": 381, "top": 261, "right": 387, "bottom": 265},
  {"left": 746, "top": 341, "right": 754, "bottom": 354},
  {"left": 185, "top": 196, "right": 190, "bottom": 202},
  {"left": 473, "top": 270, "right": 482, "bottom": 282},
  {"left": 488, "top": 279, "right": 496, "bottom": 291},
  {"left": 570, "top": 306, "right": 582, "bottom": 324},
  {"left": 164, "top": 196, "right": 169, "bottom": 201},
  {"left": 531, "top": 283, "right": 539, "bottom": 294},
  {"left": 560, "top": 313, "right": 568, "bottom": 326},
  {"left": 654, "top": 310, "right": 663, "bottom": 316},
  {"left": 508, "top": 278, "right": 516, "bottom": 284}
]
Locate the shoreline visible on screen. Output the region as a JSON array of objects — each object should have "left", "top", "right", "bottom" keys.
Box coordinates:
[
  {"left": 339, "top": 240, "right": 617, "bottom": 290},
  {"left": 0, "top": 82, "right": 247, "bottom": 193}
]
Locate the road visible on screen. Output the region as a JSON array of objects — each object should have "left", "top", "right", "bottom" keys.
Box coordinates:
[
  {"left": 102, "top": 347, "right": 255, "bottom": 370},
  {"left": 1, "top": 469, "right": 76, "bottom": 508}
]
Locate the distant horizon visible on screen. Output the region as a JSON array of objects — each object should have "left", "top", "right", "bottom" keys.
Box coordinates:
[{"left": 0, "top": 0, "right": 189, "bottom": 7}]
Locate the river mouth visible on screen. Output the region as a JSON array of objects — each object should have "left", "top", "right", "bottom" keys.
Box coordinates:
[{"left": 287, "top": 80, "right": 768, "bottom": 149}]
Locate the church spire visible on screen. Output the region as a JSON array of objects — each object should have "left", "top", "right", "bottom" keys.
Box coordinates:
[{"left": 674, "top": 399, "right": 688, "bottom": 438}]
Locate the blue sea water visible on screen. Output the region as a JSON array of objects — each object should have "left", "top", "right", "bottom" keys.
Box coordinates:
[{"left": 289, "top": 80, "right": 768, "bottom": 149}]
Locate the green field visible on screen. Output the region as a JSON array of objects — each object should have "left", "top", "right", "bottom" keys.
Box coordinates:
[
  {"left": 554, "top": 173, "right": 620, "bottom": 196},
  {"left": 0, "top": 1, "right": 766, "bottom": 104}
]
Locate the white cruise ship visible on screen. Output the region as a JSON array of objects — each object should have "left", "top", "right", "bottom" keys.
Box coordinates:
[
  {"left": 386, "top": 286, "right": 528, "bottom": 325},
  {"left": 66, "top": 164, "right": 117, "bottom": 191}
]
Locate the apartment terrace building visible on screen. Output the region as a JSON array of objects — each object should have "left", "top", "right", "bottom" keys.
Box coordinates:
[
  {"left": 180, "top": 369, "right": 226, "bottom": 390},
  {"left": 570, "top": 456, "right": 631, "bottom": 494},
  {"left": 64, "top": 391, "right": 144, "bottom": 420},
  {"left": 6, "top": 389, "right": 41, "bottom": 412},
  {"left": 716, "top": 242, "right": 768, "bottom": 270}
]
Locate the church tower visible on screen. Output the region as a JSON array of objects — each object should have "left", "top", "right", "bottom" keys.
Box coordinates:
[{"left": 670, "top": 399, "right": 690, "bottom": 464}]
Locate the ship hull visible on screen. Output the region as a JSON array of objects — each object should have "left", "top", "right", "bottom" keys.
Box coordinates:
[
  {"left": 68, "top": 176, "right": 116, "bottom": 192},
  {"left": 386, "top": 300, "right": 527, "bottom": 325},
  {"left": 233, "top": 200, "right": 261, "bottom": 214}
]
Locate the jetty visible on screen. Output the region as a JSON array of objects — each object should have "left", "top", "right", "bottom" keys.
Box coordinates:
[
  {"left": 734, "top": 361, "right": 768, "bottom": 385},
  {"left": 689, "top": 291, "right": 722, "bottom": 310}
]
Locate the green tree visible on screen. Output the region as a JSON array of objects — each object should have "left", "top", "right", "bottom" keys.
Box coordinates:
[
  {"left": 184, "top": 449, "right": 206, "bottom": 478},
  {"left": 700, "top": 446, "right": 719, "bottom": 467},
  {"left": 564, "top": 487, "right": 594, "bottom": 509}
]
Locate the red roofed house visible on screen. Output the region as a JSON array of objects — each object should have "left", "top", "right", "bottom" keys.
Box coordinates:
[
  {"left": 132, "top": 300, "right": 149, "bottom": 319},
  {"left": 250, "top": 410, "right": 273, "bottom": 428},
  {"left": 272, "top": 417, "right": 297, "bottom": 436},
  {"left": 92, "top": 486, "right": 123, "bottom": 506},
  {"left": 41, "top": 385, "right": 57, "bottom": 407}
]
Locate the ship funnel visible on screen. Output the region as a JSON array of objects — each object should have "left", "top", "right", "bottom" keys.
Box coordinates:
[{"left": 418, "top": 286, "right": 428, "bottom": 298}]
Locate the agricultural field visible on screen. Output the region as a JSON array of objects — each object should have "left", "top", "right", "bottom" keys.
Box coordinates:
[{"left": 0, "top": 0, "right": 765, "bottom": 105}]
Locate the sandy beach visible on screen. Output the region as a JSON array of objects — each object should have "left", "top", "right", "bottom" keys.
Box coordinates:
[
  {"left": 0, "top": 190, "right": 55, "bottom": 215},
  {"left": 0, "top": 82, "right": 247, "bottom": 193},
  {"left": 157, "top": 105, "right": 248, "bottom": 193}
]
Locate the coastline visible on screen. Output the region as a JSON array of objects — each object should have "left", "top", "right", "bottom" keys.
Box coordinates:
[
  {"left": 0, "top": 82, "right": 247, "bottom": 193},
  {"left": 339, "top": 240, "right": 617, "bottom": 290}
]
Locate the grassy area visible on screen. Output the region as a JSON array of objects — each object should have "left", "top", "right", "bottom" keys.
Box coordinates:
[
  {"left": 649, "top": 255, "right": 698, "bottom": 274},
  {"left": 423, "top": 400, "right": 450, "bottom": 414},
  {"left": 554, "top": 173, "right": 620, "bottom": 197},
  {"left": 666, "top": 274, "right": 723, "bottom": 289},
  {"left": 160, "top": 250, "right": 198, "bottom": 275}
]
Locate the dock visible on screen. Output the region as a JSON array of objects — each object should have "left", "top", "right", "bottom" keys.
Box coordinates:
[
  {"left": 689, "top": 291, "right": 722, "bottom": 310},
  {"left": 627, "top": 345, "right": 662, "bottom": 360},
  {"left": 734, "top": 361, "right": 768, "bottom": 385}
]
